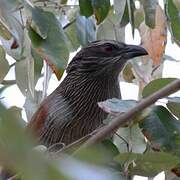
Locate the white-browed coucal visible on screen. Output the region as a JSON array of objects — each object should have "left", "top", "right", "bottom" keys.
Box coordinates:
[{"left": 28, "top": 40, "right": 148, "bottom": 147}]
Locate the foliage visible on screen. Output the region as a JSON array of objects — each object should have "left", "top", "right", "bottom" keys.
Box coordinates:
[{"left": 0, "top": 0, "right": 180, "bottom": 179}]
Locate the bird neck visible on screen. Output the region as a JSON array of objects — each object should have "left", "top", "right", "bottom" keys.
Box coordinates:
[
  {"left": 55, "top": 73, "right": 120, "bottom": 133},
  {"left": 59, "top": 73, "right": 121, "bottom": 101}
]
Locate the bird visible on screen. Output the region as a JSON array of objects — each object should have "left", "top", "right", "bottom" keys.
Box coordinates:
[{"left": 27, "top": 40, "right": 148, "bottom": 148}]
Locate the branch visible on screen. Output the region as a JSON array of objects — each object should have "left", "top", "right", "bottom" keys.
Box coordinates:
[{"left": 82, "top": 79, "right": 180, "bottom": 148}]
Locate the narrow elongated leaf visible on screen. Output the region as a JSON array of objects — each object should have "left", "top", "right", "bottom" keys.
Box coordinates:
[
  {"left": 31, "top": 48, "right": 43, "bottom": 84},
  {"left": 166, "top": 0, "right": 180, "bottom": 45},
  {"left": 79, "top": 0, "right": 93, "bottom": 17},
  {"left": 115, "top": 152, "right": 180, "bottom": 177},
  {"left": 134, "top": 6, "right": 144, "bottom": 28},
  {"left": 139, "top": 106, "right": 180, "bottom": 156},
  {"left": 15, "top": 60, "right": 29, "bottom": 97},
  {"left": 27, "top": 7, "right": 69, "bottom": 80},
  {"left": 142, "top": 0, "right": 157, "bottom": 28},
  {"left": 142, "top": 78, "right": 176, "bottom": 97},
  {"left": 120, "top": 1, "right": 129, "bottom": 27},
  {"left": 0, "top": 46, "right": 10, "bottom": 82},
  {"left": 91, "top": 0, "right": 111, "bottom": 24},
  {"left": 167, "top": 97, "right": 180, "bottom": 118},
  {"left": 127, "top": 0, "right": 135, "bottom": 36}
]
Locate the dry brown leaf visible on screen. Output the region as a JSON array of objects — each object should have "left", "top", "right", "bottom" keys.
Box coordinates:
[{"left": 139, "top": 5, "right": 167, "bottom": 66}]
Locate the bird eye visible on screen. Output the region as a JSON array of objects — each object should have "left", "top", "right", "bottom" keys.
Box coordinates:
[{"left": 104, "top": 46, "right": 113, "bottom": 52}]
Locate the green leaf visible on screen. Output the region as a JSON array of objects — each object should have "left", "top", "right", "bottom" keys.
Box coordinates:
[
  {"left": 91, "top": 0, "right": 111, "bottom": 24},
  {"left": 65, "top": 22, "right": 80, "bottom": 51},
  {"left": 142, "top": 0, "right": 157, "bottom": 28},
  {"left": 120, "top": 1, "right": 129, "bottom": 27},
  {"left": 74, "top": 139, "right": 119, "bottom": 166},
  {"left": 28, "top": 7, "right": 69, "bottom": 80},
  {"left": 0, "top": 102, "right": 68, "bottom": 180},
  {"left": 79, "top": 0, "right": 93, "bottom": 17},
  {"left": 15, "top": 60, "right": 29, "bottom": 97},
  {"left": 0, "top": 45, "right": 9, "bottom": 82},
  {"left": 96, "top": 9, "right": 125, "bottom": 41},
  {"left": 0, "top": 0, "right": 24, "bottom": 59},
  {"left": 31, "top": 8, "right": 49, "bottom": 39},
  {"left": 134, "top": 7, "right": 144, "bottom": 28},
  {"left": 166, "top": 0, "right": 180, "bottom": 45},
  {"left": 76, "top": 15, "right": 96, "bottom": 46},
  {"left": 79, "top": 0, "right": 110, "bottom": 24},
  {"left": 31, "top": 48, "right": 43, "bottom": 84},
  {"left": 114, "top": 125, "right": 146, "bottom": 153},
  {"left": 167, "top": 97, "right": 180, "bottom": 118},
  {"left": 100, "top": 98, "right": 146, "bottom": 126},
  {"left": 139, "top": 106, "right": 180, "bottom": 156},
  {"left": 61, "top": 0, "right": 68, "bottom": 4},
  {"left": 98, "top": 98, "right": 137, "bottom": 114},
  {"left": 7, "top": 106, "right": 25, "bottom": 126},
  {"left": 127, "top": 0, "right": 135, "bottom": 36},
  {"left": 115, "top": 152, "right": 180, "bottom": 177},
  {"left": 122, "top": 62, "right": 135, "bottom": 83},
  {"left": 142, "top": 78, "right": 176, "bottom": 97},
  {"left": 101, "top": 139, "right": 120, "bottom": 157}
]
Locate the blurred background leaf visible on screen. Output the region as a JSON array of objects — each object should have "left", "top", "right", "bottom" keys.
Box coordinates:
[
  {"left": 139, "top": 106, "right": 180, "bottom": 156},
  {"left": 115, "top": 152, "right": 180, "bottom": 177}
]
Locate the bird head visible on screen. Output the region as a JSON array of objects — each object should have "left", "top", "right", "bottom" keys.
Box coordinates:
[{"left": 67, "top": 40, "right": 148, "bottom": 76}]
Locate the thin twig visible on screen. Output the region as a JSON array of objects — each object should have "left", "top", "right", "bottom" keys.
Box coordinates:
[
  {"left": 7, "top": 174, "right": 20, "bottom": 180},
  {"left": 10, "top": 63, "right": 16, "bottom": 68},
  {"left": 63, "top": 19, "right": 76, "bottom": 29},
  {"left": 81, "top": 79, "right": 180, "bottom": 148},
  {"left": 1, "top": 80, "right": 16, "bottom": 85},
  {"left": 115, "top": 132, "right": 129, "bottom": 146},
  {"left": 19, "top": 9, "right": 24, "bottom": 28}
]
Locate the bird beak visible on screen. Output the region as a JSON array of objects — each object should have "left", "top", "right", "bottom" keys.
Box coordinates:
[{"left": 122, "top": 45, "right": 148, "bottom": 59}]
